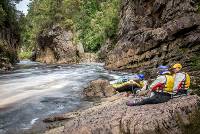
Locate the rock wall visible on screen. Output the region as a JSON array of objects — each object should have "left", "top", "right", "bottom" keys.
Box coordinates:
[
  {"left": 98, "top": 38, "right": 115, "bottom": 62},
  {"left": 34, "top": 26, "right": 79, "bottom": 64},
  {"left": 0, "top": 27, "right": 20, "bottom": 71},
  {"left": 105, "top": 0, "right": 200, "bottom": 75}
]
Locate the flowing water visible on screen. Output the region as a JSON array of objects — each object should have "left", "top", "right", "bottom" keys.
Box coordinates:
[{"left": 0, "top": 60, "right": 130, "bottom": 134}]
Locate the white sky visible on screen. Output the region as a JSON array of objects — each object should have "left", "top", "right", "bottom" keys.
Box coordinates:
[{"left": 16, "top": 0, "right": 31, "bottom": 15}]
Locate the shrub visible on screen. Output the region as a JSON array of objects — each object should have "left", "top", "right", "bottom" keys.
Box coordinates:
[{"left": 18, "top": 50, "right": 32, "bottom": 60}]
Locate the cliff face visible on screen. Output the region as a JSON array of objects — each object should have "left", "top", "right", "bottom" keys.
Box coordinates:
[
  {"left": 0, "top": 27, "right": 20, "bottom": 71},
  {"left": 33, "top": 26, "right": 79, "bottom": 64},
  {"left": 105, "top": 0, "right": 200, "bottom": 74}
]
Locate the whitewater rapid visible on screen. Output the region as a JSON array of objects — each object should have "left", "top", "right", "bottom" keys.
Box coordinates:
[{"left": 0, "top": 60, "right": 130, "bottom": 134}]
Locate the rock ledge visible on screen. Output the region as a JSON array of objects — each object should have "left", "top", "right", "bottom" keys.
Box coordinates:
[{"left": 45, "top": 95, "right": 200, "bottom": 134}]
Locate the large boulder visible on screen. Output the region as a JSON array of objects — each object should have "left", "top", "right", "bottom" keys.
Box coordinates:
[
  {"left": 44, "top": 95, "right": 200, "bottom": 134},
  {"left": 35, "top": 25, "right": 78, "bottom": 64},
  {"left": 83, "top": 79, "right": 115, "bottom": 98},
  {"left": 105, "top": 0, "right": 200, "bottom": 76}
]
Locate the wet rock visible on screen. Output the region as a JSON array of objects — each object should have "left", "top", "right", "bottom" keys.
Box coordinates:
[
  {"left": 83, "top": 79, "right": 115, "bottom": 98},
  {"left": 45, "top": 95, "right": 199, "bottom": 134},
  {"left": 105, "top": 0, "right": 200, "bottom": 76},
  {"left": 79, "top": 53, "right": 98, "bottom": 63},
  {"left": 44, "top": 112, "right": 80, "bottom": 123},
  {"left": 35, "top": 25, "right": 78, "bottom": 64}
]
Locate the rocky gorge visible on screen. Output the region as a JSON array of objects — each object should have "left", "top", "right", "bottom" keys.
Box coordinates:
[
  {"left": 1, "top": 0, "right": 200, "bottom": 133},
  {"left": 36, "top": 0, "right": 200, "bottom": 133},
  {"left": 32, "top": 0, "right": 200, "bottom": 77}
]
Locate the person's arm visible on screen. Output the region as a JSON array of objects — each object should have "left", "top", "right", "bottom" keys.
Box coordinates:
[
  {"left": 148, "top": 76, "right": 166, "bottom": 91},
  {"left": 140, "top": 80, "right": 148, "bottom": 91}
]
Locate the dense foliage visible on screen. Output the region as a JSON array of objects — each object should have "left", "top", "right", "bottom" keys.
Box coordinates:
[
  {"left": 0, "top": 0, "right": 22, "bottom": 61},
  {"left": 21, "top": 0, "right": 121, "bottom": 53},
  {"left": 0, "top": 0, "right": 22, "bottom": 30}
]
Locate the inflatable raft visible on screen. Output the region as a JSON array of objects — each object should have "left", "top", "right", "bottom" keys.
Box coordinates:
[{"left": 112, "top": 80, "right": 142, "bottom": 93}]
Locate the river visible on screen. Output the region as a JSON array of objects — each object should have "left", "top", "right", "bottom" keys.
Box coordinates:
[{"left": 0, "top": 60, "right": 130, "bottom": 134}]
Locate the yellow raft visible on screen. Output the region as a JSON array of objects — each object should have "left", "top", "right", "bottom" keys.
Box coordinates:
[{"left": 112, "top": 80, "right": 142, "bottom": 92}]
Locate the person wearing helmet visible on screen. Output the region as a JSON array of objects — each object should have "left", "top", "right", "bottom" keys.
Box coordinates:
[
  {"left": 171, "top": 63, "right": 190, "bottom": 95},
  {"left": 127, "top": 65, "right": 174, "bottom": 106}
]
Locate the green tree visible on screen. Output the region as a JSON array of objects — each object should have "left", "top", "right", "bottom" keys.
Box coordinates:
[
  {"left": 0, "top": 0, "right": 22, "bottom": 61},
  {"left": 20, "top": 0, "right": 121, "bottom": 54}
]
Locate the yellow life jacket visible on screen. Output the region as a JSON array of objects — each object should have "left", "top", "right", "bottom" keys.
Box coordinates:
[
  {"left": 163, "top": 75, "right": 174, "bottom": 93},
  {"left": 172, "top": 73, "right": 176, "bottom": 78},
  {"left": 181, "top": 72, "right": 190, "bottom": 89}
]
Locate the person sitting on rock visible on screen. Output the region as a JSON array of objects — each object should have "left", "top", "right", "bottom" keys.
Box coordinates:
[
  {"left": 126, "top": 65, "right": 174, "bottom": 106},
  {"left": 111, "top": 74, "right": 147, "bottom": 95},
  {"left": 170, "top": 63, "right": 190, "bottom": 95}
]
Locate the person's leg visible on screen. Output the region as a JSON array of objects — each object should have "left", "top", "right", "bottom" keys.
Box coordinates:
[
  {"left": 156, "top": 92, "right": 171, "bottom": 103},
  {"left": 127, "top": 93, "right": 159, "bottom": 106},
  {"left": 176, "top": 89, "right": 187, "bottom": 95},
  {"left": 126, "top": 92, "right": 171, "bottom": 106},
  {"left": 134, "top": 93, "right": 161, "bottom": 105}
]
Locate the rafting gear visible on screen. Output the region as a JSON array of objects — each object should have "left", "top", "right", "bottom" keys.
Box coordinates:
[
  {"left": 173, "top": 72, "right": 190, "bottom": 92},
  {"left": 172, "top": 63, "right": 182, "bottom": 69},
  {"left": 157, "top": 65, "right": 170, "bottom": 75},
  {"left": 149, "top": 74, "right": 174, "bottom": 93},
  {"left": 112, "top": 80, "right": 142, "bottom": 93},
  {"left": 179, "top": 72, "right": 190, "bottom": 90},
  {"left": 138, "top": 74, "right": 145, "bottom": 80},
  {"left": 163, "top": 74, "right": 174, "bottom": 93},
  {"left": 158, "top": 65, "right": 169, "bottom": 70},
  {"left": 160, "top": 70, "right": 171, "bottom": 75},
  {"left": 111, "top": 74, "right": 147, "bottom": 94}
]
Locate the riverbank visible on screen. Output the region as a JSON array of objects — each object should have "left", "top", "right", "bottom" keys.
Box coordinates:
[
  {"left": 43, "top": 94, "right": 200, "bottom": 134},
  {"left": 37, "top": 79, "right": 200, "bottom": 134}
]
